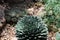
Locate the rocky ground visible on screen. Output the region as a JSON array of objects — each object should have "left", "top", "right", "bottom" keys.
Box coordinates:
[{"left": 0, "top": 1, "right": 56, "bottom": 40}]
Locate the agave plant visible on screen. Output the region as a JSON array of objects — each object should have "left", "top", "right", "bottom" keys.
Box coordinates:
[{"left": 15, "top": 15, "right": 48, "bottom": 40}]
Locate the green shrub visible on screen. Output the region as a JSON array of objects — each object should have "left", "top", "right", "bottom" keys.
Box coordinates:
[{"left": 43, "top": 0, "right": 60, "bottom": 28}]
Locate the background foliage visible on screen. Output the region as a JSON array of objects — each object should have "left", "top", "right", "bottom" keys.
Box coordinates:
[{"left": 42, "top": 0, "right": 60, "bottom": 30}]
